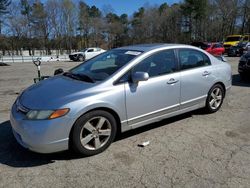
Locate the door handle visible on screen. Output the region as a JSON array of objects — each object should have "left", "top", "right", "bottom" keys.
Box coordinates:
[
  {"left": 202, "top": 71, "right": 211, "bottom": 76},
  {"left": 167, "top": 78, "right": 179, "bottom": 84}
]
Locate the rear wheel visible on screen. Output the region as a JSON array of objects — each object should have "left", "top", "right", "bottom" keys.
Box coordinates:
[
  {"left": 205, "top": 84, "right": 224, "bottom": 113},
  {"left": 71, "top": 110, "right": 117, "bottom": 156}
]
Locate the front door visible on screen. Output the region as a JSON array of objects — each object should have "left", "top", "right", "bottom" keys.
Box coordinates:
[{"left": 124, "top": 49, "right": 180, "bottom": 127}]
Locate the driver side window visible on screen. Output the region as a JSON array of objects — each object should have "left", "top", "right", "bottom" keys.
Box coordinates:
[
  {"left": 132, "top": 49, "right": 177, "bottom": 78},
  {"left": 87, "top": 49, "right": 94, "bottom": 52}
]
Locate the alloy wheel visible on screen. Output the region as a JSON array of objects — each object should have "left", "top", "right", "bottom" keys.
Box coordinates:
[
  {"left": 80, "top": 116, "right": 111, "bottom": 150},
  {"left": 209, "top": 87, "right": 223, "bottom": 110}
]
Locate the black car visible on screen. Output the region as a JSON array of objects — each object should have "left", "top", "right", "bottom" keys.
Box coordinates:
[
  {"left": 228, "top": 42, "right": 250, "bottom": 57},
  {"left": 238, "top": 51, "right": 250, "bottom": 80}
]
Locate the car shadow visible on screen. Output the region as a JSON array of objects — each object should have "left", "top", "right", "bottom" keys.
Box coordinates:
[
  {"left": 0, "top": 112, "right": 193, "bottom": 168},
  {"left": 0, "top": 120, "right": 84, "bottom": 168},
  {"left": 232, "top": 74, "right": 250, "bottom": 87}
]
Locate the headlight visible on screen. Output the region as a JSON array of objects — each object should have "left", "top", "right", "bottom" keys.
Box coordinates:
[{"left": 26, "top": 108, "right": 69, "bottom": 120}]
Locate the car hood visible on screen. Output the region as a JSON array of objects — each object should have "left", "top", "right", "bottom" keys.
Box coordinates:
[
  {"left": 20, "top": 75, "right": 97, "bottom": 109},
  {"left": 224, "top": 41, "right": 238, "bottom": 46}
]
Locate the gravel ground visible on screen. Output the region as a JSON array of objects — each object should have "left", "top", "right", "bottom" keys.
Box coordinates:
[{"left": 0, "top": 57, "right": 250, "bottom": 188}]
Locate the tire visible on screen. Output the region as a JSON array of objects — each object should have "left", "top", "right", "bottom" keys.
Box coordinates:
[
  {"left": 78, "top": 55, "right": 85, "bottom": 62},
  {"left": 71, "top": 110, "right": 117, "bottom": 156},
  {"left": 205, "top": 84, "right": 225, "bottom": 113}
]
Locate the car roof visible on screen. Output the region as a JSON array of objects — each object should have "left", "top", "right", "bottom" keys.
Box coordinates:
[{"left": 116, "top": 43, "right": 188, "bottom": 52}]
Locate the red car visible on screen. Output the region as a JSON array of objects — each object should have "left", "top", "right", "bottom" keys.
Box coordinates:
[{"left": 206, "top": 43, "right": 225, "bottom": 56}]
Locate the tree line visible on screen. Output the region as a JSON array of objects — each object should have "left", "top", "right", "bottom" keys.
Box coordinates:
[{"left": 0, "top": 0, "right": 249, "bottom": 55}]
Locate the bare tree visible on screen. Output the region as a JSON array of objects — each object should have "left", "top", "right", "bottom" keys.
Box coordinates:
[
  {"left": 0, "top": 0, "right": 249, "bottom": 54},
  {"left": 0, "top": 0, "right": 11, "bottom": 34}
]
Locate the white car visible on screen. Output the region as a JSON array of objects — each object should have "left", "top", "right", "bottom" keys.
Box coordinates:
[{"left": 69, "top": 48, "right": 106, "bottom": 61}]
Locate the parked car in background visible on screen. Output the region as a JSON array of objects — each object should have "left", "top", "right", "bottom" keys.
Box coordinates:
[
  {"left": 190, "top": 41, "right": 209, "bottom": 50},
  {"left": 242, "top": 34, "right": 250, "bottom": 43},
  {"left": 238, "top": 51, "right": 250, "bottom": 80},
  {"left": 69, "top": 48, "right": 106, "bottom": 61},
  {"left": 228, "top": 41, "right": 250, "bottom": 57},
  {"left": 223, "top": 35, "right": 243, "bottom": 53},
  {"left": 206, "top": 43, "right": 225, "bottom": 56},
  {"left": 10, "top": 44, "right": 232, "bottom": 156}
]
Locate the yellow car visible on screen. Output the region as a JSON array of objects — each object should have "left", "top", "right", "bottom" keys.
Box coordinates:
[{"left": 223, "top": 35, "right": 243, "bottom": 52}]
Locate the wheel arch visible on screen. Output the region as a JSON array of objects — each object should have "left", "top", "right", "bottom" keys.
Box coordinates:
[
  {"left": 68, "top": 107, "right": 122, "bottom": 149},
  {"left": 212, "top": 81, "right": 226, "bottom": 96},
  {"left": 86, "top": 107, "right": 121, "bottom": 133}
]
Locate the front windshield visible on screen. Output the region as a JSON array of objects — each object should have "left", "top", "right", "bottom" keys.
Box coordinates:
[
  {"left": 225, "top": 36, "right": 241, "bottom": 42},
  {"left": 69, "top": 49, "right": 142, "bottom": 82}
]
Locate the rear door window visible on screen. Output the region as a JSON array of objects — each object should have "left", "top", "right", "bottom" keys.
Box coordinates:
[{"left": 178, "top": 49, "right": 211, "bottom": 70}]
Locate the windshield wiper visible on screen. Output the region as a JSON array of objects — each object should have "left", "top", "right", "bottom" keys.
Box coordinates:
[
  {"left": 74, "top": 73, "right": 95, "bottom": 83},
  {"left": 63, "top": 72, "right": 95, "bottom": 83}
]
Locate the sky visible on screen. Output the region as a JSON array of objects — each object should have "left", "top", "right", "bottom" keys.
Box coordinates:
[{"left": 84, "top": 0, "right": 180, "bottom": 16}]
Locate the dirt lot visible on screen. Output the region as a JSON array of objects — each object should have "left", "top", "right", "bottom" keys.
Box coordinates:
[{"left": 0, "top": 57, "right": 250, "bottom": 188}]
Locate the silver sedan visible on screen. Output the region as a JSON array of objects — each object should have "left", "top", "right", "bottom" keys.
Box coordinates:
[{"left": 10, "top": 44, "right": 232, "bottom": 156}]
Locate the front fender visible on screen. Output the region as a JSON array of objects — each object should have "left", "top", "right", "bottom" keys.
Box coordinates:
[{"left": 75, "top": 101, "right": 123, "bottom": 121}]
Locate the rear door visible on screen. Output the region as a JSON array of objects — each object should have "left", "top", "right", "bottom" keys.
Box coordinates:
[{"left": 177, "top": 48, "right": 215, "bottom": 109}]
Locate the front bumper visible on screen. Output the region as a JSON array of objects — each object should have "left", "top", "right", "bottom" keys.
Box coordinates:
[
  {"left": 10, "top": 103, "right": 73, "bottom": 153},
  {"left": 69, "top": 54, "right": 78, "bottom": 61},
  {"left": 238, "top": 61, "right": 250, "bottom": 74}
]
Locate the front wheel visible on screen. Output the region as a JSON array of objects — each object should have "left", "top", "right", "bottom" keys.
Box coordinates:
[
  {"left": 205, "top": 84, "right": 225, "bottom": 113},
  {"left": 71, "top": 110, "right": 117, "bottom": 156},
  {"left": 78, "top": 55, "right": 85, "bottom": 62}
]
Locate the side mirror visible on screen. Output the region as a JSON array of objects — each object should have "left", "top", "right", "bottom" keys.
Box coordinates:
[
  {"left": 131, "top": 72, "right": 149, "bottom": 83},
  {"left": 54, "top": 68, "right": 64, "bottom": 75}
]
